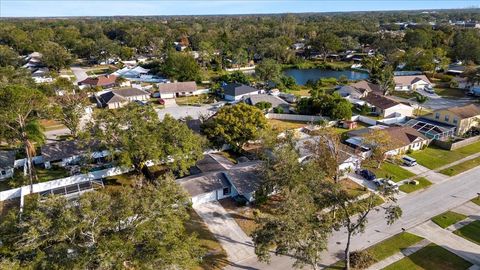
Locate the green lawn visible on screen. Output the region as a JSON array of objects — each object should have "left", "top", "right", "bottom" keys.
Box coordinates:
[
  {"left": 435, "top": 87, "right": 467, "bottom": 99},
  {"left": 399, "top": 177, "right": 433, "bottom": 193},
  {"left": 472, "top": 196, "right": 480, "bottom": 206},
  {"left": 439, "top": 157, "right": 480, "bottom": 176},
  {"left": 410, "top": 142, "right": 480, "bottom": 169},
  {"left": 454, "top": 220, "right": 480, "bottom": 245},
  {"left": 185, "top": 209, "right": 228, "bottom": 270},
  {"left": 341, "top": 178, "right": 368, "bottom": 198},
  {"left": 368, "top": 162, "right": 416, "bottom": 182},
  {"left": 431, "top": 211, "right": 467, "bottom": 229},
  {"left": 175, "top": 94, "right": 212, "bottom": 106},
  {"left": 383, "top": 243, "right": 472, "bottom": 270},
  {"left": 325, "top": 232, "right": 423, "bottom": 269}
]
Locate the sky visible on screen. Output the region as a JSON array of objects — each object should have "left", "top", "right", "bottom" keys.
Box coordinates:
[{"left": 1, "top": 1, "right": 479, "bottom": 17}]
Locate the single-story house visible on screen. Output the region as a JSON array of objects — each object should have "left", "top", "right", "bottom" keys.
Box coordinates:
[
  {"left": 78, "top": 75, "right": 117, "bottom": 88},
  {"left": 446, "top": 65, "right": 466, "bottom": 75},
  {"left": 194, "top": 153, "right": 234, "bottom": 173},
  {"left": 178, "top": 172, "right": 232, "bottom": 206},
  {"left": 361, "top": 92, "right": 414, "bottom": 117},
  {"left": 422, "top": 104, "right": 480, "bottom": 136},
  {"left": 345, "top": 126, "right": 430, "bottom": 157},
  {"left": 178, "top": 161, "right": 262, "bottom": 206},
  {"left": 156, "top": 82, "right": 208, "bottom": 99},
  {"left": 41, "top": 140, "right": 108, "bottom": 169},
  {"left": 0, "top": 151, "right": 16, "bottom": 180},
  {"left": 223, "top": 162, "right": 261, "bottom": 202},
  {"left": 222, "top": 83, "right": 262, "bottom": 101},
  {"left": 296, "top": 136, "right": 362, "bottom": 174},
  {"left": 95, "top": 88, "right": 150, "bottom": 109},
  {"left": 245, "top": 94, "right": 290, "bottom": 112},
  {"left": 336, "top": 80, "right": 381, "bottom": 99},
  {"left": 394, "top": 75, "right": 432, "bottom": 91},
  {"left": 31, "top": 67, "right": 53, "bottom": 84}
]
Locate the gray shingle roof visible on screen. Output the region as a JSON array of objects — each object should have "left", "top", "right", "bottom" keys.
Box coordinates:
[
  {"left": 41, "top": 141, "right": 100, "bottom": 163},
  {"left": 247, "top": 94, "right": 289, "bottom": 108},
  {"left": 222, "top": 83, "right": 259, "bottom": 97},
  {"left": 178, "top": 172, "right": 230, "bottom": 196},
  {"left": 226, "top": 162, "right": 261, "bottom": 195},
  {"left": 0, "top": 151, "right": 15, "bottom": 169},
  {"left": 157, "top": 82, "right": 197, "bottom": 94}
]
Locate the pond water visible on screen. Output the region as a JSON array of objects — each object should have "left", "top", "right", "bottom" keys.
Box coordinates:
[{"left": 284, "top": 68, "right": 369, "bottom": 85}]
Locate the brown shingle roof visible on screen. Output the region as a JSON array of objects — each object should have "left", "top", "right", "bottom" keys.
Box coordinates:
[
  {"left": 384, "top": 126, "right": 427, "bottom": 147},
  {"left": 157, "top": 82, "right": 197, "bottom": 94},
  {"left": 444, "top": 104, "right": 480, "bottom": 119},
  {"left": 362, "top": 92, "right": 400, "bottom": 110},
  {"left": 394, "top": 75, "right": 431, "bottom": 86},
  {"left": 350, "top": 80, "right": 381, "bottom": 93},
  {"left": 79, "top": 75, "right": 117, "bottom": 86}
]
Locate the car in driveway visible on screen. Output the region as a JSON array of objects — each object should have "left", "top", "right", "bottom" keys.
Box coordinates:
[
  {"left": 402, "top": 156, "right": 418, "bottom": 167},
  {"left": 424, "top": 86, "right": 435, "bottom": 94},
  {"left": 359, "top": 169, "right": 376, "bottom": 181},
  {"left": 373, "top": 178, "right": 399, "bottom": 191}
]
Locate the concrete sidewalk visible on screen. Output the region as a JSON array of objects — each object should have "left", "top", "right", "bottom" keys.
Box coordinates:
[
  {"left": 410, "top": 220, "right": 480, "bottom": 266},
  {"left": 366, "top": 239, "right": 431, "bottom": 270}
]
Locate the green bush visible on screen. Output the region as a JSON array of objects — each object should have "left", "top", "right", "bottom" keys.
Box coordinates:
[{"left": 350, "top": 250, "right": 376, "bottom": 269}]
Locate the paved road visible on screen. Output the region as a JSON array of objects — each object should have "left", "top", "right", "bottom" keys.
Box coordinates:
[
  {"left": 227, "top": 166, "right": 480, "bottom": 269},
  {"left": 71, "top": 66, "right": 88, "bottom": 83},
  {"left": 389, "top": 92, "right": 475, "bottom": 111}
]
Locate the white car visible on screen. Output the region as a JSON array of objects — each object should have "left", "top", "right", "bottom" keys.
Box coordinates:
[
  {"left": 424, "top": 86, "right": 435, "bottom": 94},
  {"left": 373, "top": 178, "right": 399, "bottom": 191}
]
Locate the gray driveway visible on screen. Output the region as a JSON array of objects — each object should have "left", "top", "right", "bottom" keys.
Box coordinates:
[
  {"left": 193, "top": 201, "right": 256, "bottom": 264},
  {"left": 400, "top": 164, "right": 448, "bottom": 184},
  {"left": 70, "top": 66, "right": 88, "bottom": 83}
]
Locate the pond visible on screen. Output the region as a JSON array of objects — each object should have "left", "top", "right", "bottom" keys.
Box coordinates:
[{"left": 284, "top": 68, "right": 369, "bottom": 85}]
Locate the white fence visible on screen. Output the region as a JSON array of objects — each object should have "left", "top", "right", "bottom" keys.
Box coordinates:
[
  {"left": 378, "top": 116, "right": 408, "bottom": 125},
  {"left": 266, "top": 113, "right": 330, "bottom": 123},
  {"left": 224, "top": 66, "right": 256, "bottom": 72},
  {"left": 351, "top": 115, "right": 378, "bottom": 126},
  {"left": 0, "top": 166, "right": 132, "bottom": 202}
]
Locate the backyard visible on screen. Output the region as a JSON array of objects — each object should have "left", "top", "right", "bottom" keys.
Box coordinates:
[
  {"left": 383, "top": 243, "right": 472, "bottom": 270},
  {"left": 267, "top": 119, "right": 309, "bottom": 131},
  {"left": 1, "top": 166, "right": 71, "bottom": 192},
  {"left": 410, "top": 141, "right": 480, "bottom": 169}
]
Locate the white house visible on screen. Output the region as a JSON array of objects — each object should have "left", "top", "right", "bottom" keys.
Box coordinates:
[
  {"left": 362, "top": 92, "right": 414, "bottom": 118},
  {"left": 394, "top": 75, "right": 432, "bottom": 91},
  {"left": 0, "top": 151, "right": 16, "bottom": 180},
  {"left": 222, "top": 83, "right": 262, "bottom": 101},
  {"left": 41, "top": 140, "right": 109, "bottom": 169},
  {"left": 156, "top": 81, "right": 209, "bottom": 99},
  {"left": 95, "top": 88, "right": 150, "bottom": 109},
  {"left": 336, "top": 80, "right": 381, "bottom": 99}
]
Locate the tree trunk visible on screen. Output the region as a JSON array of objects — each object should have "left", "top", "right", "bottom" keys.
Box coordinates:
[{"left": 345, "top": 229, "right": 352, "bottom": 270}]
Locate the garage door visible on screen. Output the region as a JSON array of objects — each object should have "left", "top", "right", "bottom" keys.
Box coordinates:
[{"left": 191, "top": 191, "right": 217, "bottom": 206}]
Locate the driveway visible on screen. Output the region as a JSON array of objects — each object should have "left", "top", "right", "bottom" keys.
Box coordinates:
[
  {"left": 193, "top": 201, "right": 256, "bottom": 264},
  {"left": 70, "top": 66, "right": 88, "bottom": 84},
  {"left": 400, "top": 164, "right": 448, "bottom": 184}
]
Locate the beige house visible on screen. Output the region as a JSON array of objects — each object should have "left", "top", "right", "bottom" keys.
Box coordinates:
[
  {"left": 394, "top": 75, "right": 432, "bottom": 91},
  {"left": 423, "top": 104, "right": 480, "bottom": 135}
]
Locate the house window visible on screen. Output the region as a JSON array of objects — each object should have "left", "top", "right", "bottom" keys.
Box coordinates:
[
  {"left": 0, "top": 170, "right": 5, "bottom": 175},
  {"left": 444, "top": 115, "right": 450, "bottom": 122},
  {"left": 453, "top": 117, "right": 458, "bottom": 124},
  {"left": 435, "top": 112, "right": 440, "bottom": 120},
  {"left": 223, "top": 187, "right": 230, "bottom": 196}
]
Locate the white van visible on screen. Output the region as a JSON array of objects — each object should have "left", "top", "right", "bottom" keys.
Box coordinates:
[{"left": 402, "top": 156, "right": 417, "bottom": 167}]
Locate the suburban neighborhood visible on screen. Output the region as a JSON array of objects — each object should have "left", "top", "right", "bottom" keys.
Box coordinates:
[{"left": 1, "top": 2, "right": 480, "bottom": 270}]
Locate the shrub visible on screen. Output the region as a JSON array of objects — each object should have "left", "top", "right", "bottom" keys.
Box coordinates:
[
  {"left": 350, "top": 250, "right": 375, "bottom": 269},
  {"left": 273, "top": 107, "right": 284, "bottom": 114}
]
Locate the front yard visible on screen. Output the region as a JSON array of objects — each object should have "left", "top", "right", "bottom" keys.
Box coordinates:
[
  {"left": 383, "top": 243, "right": 472, "bottom": 270},
  {"left": 435, "top": 87, "right": 467, "bottom": 99},
  {"left": 439, "top": 156, "right": 480, "bottom": 176},
  {"left": 454, "top": 220, "right": 480, "bottom": 245},
  {"left": 431, "top": 211, "right": 467, "bottom": 229},
  {"left": 399, "top": 177, "right": 432, "bottom": 193},
  {"left": 410, "top": 142, "right": 480, "bottom": 169},
  {"left": 367, "top": 162, "right": 416, "bottom": 182},
  {"left": 175, "top": 94, "right": 213, "bottom": 106}
]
